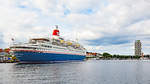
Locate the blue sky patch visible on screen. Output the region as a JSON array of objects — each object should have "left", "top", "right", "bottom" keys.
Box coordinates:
[
  {"left": 79, "top": 9, "right": 94, "bottom": 15},
  {"left": 103, "top": 0, "right": 109, "bottom": 7},
  {"left": 18, "top": 5, "right": 26, "bottom": 8},
  {"left": 64, "top": 9, "right": 71, "bottom": 15}
]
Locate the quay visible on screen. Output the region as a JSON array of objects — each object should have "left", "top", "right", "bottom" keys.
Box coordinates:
[{"left": 0, "top": 48, "right": 18, "bottom": 63}]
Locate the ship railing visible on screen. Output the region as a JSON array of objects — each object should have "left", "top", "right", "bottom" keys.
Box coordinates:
[{"left": 12, "top": 42, "right": 28, "bottom": 45}]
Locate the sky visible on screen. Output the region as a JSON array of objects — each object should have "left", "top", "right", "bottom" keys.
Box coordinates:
[{"left": 0, "top": 0, "right": 150, "bottom": 55}]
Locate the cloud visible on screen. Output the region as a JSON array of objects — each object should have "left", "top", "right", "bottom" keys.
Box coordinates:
[
  {"left": 63, "top": 0, "right": 104, "bottom": 13},
  {"left": 127, "top": 20, "right": 150, "bottom": 35},
  {"left": 0, "top": 0, "right": 150, "bottom": 55},
  {"left": 0, "top": 33, "right": 6, "bottom": 48}
]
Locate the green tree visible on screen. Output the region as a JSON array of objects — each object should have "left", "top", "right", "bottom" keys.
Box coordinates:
[{"left": 103, "top": 52, "right": 112, "bottom": 58}]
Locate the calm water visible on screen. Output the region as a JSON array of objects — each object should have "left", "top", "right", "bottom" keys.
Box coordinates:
[{"left": 0, "top": 60, "right": 150, "bottom": 84}]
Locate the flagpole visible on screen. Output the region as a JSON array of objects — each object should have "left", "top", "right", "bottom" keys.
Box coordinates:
[{"left": 11, "top": 38, "right": 14, "bottom": 45}]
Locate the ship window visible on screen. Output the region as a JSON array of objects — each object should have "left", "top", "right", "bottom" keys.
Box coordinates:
[
  {"left": 12, "top": 46, "right": 36, "bottom": 49},
  {"left": 32, "top": 45, "right": 38, "bottom": 46},
  {"left": 48, "top": 46, "right": 52, "bottom": 48},
  {"left": 41, "top": 45, "right": 52, "bottom": 48},
  {"left": 52, "top": 47, "right": 65, "bottom": 49}
]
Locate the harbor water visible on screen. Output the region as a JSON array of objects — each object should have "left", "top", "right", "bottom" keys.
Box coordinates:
[{"left": 0, "top": 60, "right": 150, "bottom": 84}]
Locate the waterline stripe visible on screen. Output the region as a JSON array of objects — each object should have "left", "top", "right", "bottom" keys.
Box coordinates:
[{"left": 12, "top": 49, "right": 85, "bottom": 56}]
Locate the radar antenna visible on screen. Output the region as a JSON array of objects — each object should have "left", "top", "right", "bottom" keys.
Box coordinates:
[{"left": 55, "top": 25, "right": 58, "bottom": 29}]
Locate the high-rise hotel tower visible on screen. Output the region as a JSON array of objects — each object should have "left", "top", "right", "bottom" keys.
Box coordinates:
[{"left": 135, "top": 40, "right": 142, "bottom": 56}]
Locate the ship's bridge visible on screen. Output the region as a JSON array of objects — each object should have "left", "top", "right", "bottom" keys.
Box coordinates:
[{"left": 29, "top": 38, "right": 50, "bottom": 44}]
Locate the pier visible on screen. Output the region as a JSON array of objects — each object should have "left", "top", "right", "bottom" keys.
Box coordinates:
[{"left": 0, "top": 48, "right": 18, "bottom": 63}]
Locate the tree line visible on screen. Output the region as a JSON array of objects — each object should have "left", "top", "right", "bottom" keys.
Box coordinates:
[{"left": 100, "top": 52, "right": 141, "bottom": 60}]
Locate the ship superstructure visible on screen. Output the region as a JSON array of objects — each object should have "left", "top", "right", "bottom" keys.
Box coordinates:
[{"left": 10, "top": 26, "right": 86, "bottom": 63}]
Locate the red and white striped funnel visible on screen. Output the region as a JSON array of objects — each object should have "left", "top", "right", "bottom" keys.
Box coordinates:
[{"left": 52, "top": 25, "right": 60, "bottom": 36}]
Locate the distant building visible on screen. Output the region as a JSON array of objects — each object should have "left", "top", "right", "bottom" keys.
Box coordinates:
[
  {"left": 0, "top": 48, "right": 3, "bottom": 52},
  {"left": 0, "top": 52, "right": 9, "bottom": 62},
  {"left": 86, "top": 52, "right": 97, "bottom": 57},
  {"left": 135, "top": 40, "right": 142, "bottom": 56}
]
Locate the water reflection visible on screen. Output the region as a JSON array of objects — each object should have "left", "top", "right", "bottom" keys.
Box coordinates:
[{"left": 0, "top": 60, "right": 150, "bottom": 84}]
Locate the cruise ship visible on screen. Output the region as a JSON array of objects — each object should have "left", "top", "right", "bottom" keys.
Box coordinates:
[{"left": 10, "top": 26, "right": 86, "bottom": 63}]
